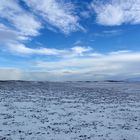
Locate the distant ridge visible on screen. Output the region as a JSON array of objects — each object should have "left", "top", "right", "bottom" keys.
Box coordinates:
[
  {"left": 126, "top": 77, "right": 140, "bottom": 82},
  {"left": 0, "top": 79, "right": 140, "bottom": 83}
]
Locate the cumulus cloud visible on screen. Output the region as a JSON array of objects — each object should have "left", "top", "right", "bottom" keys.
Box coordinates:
[
  {"left": 23, "top": 0, "right": 83, "bottom": 33},
  {"left": 91, "top": 0, "right": 140, "bottom": 25}
]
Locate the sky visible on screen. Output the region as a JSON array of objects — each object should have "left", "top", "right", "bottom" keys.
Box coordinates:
[{"left": 0, "top": 0, "right": 140, "bottom": 81}]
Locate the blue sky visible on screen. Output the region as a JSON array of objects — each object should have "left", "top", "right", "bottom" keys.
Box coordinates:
[{"left": 0, "top": 0, "right": 140, "bottom": 81}]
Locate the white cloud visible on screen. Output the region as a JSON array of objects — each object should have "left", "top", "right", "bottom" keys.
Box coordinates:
[
  {"left": 0, "top": 24, "right": 19, "bottom": 42},
  {"left": 71, "top": 46, "right": 92, "bottom": 56},
  {"left": 0, "top": 0, "right": 41, "bottom": 37},
  {"left": 0, "top": 23, "right": 28, "bottom": 43},
  {"left": 7, "top": 42, "right": 93, "bottom": 57},
  {"left": 0, "top": 68, "right": 23, "bottom": 80},
  {"left": 0, "top": 51, "right": 140, "bottom": 81},
  {"left": 23, "top": 0, "right": 83, "bottom": 33},
  {"left": 91, "top": 0, "right": 140, "bottom": 25},
  {"left": 34, "top": 51, "right": 140, "bottom": 80},
  {"left": 0, "top": 0, "right": 43, "bottom": 56},
  {"left": 0, "top": 0, "right": 84, "bottom": 57},
  {"left": 0, "top": 0, "right": 140, "bottom": 81},
  {"left": 8, "top": 42, "right": 65, "bottom": 55}
]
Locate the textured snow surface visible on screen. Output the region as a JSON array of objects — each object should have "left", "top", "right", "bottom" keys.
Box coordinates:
[{"left": 0, "top": 81, "right": 140, "bottom": 140}]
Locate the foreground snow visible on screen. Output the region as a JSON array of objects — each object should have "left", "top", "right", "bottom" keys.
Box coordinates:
[{"left": 0, "top": 81, "right": 140, "bottom": 140}]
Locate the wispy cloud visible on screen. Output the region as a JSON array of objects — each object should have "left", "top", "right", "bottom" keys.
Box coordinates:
[
  {"left": 8, "top": 42, "right": 93, "bottom": 57},
  {"left": 0, "top": 68, "right": 23, "bottom": 80},
  {"left": 0, "top": 0, "right": 42, "bottom": 54},
  {"left": 0, "top": 0, "right": 41, "bottom": 37},
  {"left": 33, "top": 51, "right": 140, "bottom": 81},
  {"left": 23, "top": 0, "right": 83, "bottom": 34},
  {"left": 0, "top": 24, "right": 19, "bottom": 42},
  {"left": 0, "top": 0, "right": 140, "bottom": 81},
  {"left": 91, "top": 0, "right": 140, "bottom": 26},
  {"left": 0, "top": 51, "right": 140, "bottom": 81},
  {"left": 0, "top": 0, "right": 84, "bottom": 57},
  {"left": 93, "top": 29, "right": 122, "bottom": 37}
]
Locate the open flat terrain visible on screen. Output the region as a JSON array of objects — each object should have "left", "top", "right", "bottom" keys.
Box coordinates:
[{"left": 0, "top": 81, "right": 140, "bottom": 140}]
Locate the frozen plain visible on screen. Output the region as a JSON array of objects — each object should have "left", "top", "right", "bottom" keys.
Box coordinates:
[{"left": 0, "top": 81, "right": 140, "bottom": 140}]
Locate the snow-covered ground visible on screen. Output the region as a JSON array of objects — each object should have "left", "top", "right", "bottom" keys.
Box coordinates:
[{"left": 0, "top": 81, "right": 140, "bottom": 140}]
